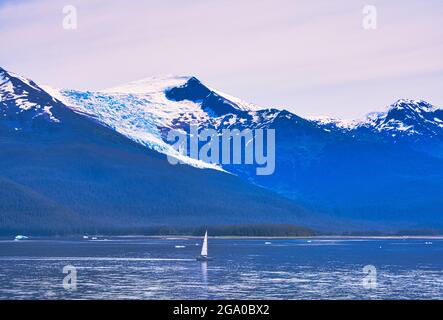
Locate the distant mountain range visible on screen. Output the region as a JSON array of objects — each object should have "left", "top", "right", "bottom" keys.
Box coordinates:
[{"left": 1, "top": 66, "right": 442, "bottom": 234}]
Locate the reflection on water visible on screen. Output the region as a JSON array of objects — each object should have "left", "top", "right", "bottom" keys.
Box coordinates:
[
  {"left": 201, "top": 261, "right": 208, "bottom": 284},
  {"left": 0, "top": 238, "right": 442, "bottom": 299}
]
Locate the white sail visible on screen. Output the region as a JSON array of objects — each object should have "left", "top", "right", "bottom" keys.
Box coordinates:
[{"left": 201, "top": 231, "right": 208, "bottom": 256}]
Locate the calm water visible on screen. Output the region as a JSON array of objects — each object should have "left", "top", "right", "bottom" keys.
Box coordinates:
[{"left": 0, "top": 237, "right": 442, "bottom": 300}]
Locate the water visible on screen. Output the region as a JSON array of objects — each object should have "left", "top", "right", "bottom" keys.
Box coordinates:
[{"left": 0, "top": 237, "right": 442, "bottom": 299}]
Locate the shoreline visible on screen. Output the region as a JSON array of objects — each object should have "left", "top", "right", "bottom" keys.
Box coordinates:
[
  {"left": 2, "top": 235, "right": 443, "bottom": 241},
  {"left": 114, "top": 235, "right": 443, "bottom": 240}
]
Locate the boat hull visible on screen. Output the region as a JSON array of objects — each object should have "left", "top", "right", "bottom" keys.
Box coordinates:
[{"left": 196, "top": 256, "right": 213, "bottom": 261}]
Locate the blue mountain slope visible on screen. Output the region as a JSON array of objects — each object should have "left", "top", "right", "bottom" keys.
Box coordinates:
[
  {"left": 164, "top": 77, "right": 443, "bottom": 229},
  {"left": 8, "top": 69, "right": 443, "bottom": 231},
  {"left": 52, "top": 75, "right": 443, "bottom": 230},
  {"left": 0, "top": 67, "right": 317, "bottom": 235}
]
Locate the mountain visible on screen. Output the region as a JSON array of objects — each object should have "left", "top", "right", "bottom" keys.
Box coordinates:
[
  {"left": 0, "top": 67, "right": 61, "bottom": 130},
  {"left": 361, "top": 99, "right": 443, "bottom": 136},
  {"left": 46, "top": 75, "right": 443, "bottom": 230},
  {"left": 314, "top": 99, "right": 443, "bottom": 159},
  {"left": 43, "top": 76, "right": 265, "bottom": 170},
  {"left": 0, "top": 67, "right": 316, "bottom": 235}
]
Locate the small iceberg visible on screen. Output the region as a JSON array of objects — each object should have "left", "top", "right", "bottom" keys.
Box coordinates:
[
  {"left": 91, "top": 237, "right": 98, "bottom": 240},
  {"left": 14, "top": 235, "right": 29, "bottom": 241},
  {"left": 83, "top": 236, "right": 89, "bottom": 239},
  {"left": 265, "top": 242, "right": 272, "bottom": 245},
  {"left": 175, "top": 245, "right": 186, "bottom": 249}
]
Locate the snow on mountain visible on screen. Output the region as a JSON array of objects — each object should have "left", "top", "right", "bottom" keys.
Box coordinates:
[
  {"left": 0, "top": 67, "right": 61, "bottom": 129},
  {"left": 43, "top": 76, "right": 289, "bottom": 171},
  {"left": 207, "top": 87, "right": 261, "bottom": 112},
  {"left": 310, "top": 116, "right": 360, "bottom": 131},
  {"left": 312, "top": 99, "right": 443, "bottom": 138},
  {"left": 6, "top": 62, "right": 439, "bottom": 171},
  {"left": 359, "top": 99, "right": 443, "bottom": 137},
  {"left": 44, "top": 72, "right": 443, "bottom": 175},
  {"left": 102, "top": 75, "right": 192, "bottom": 94},
  {"left": 43, "top": 76, "right": 255, "bottom": 171}
]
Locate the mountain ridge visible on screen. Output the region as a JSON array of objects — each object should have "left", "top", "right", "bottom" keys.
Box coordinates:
[
  {"left": 44, "top": 71, "right": 443, "bottom": 230},
  {"left": 2, "top": 66, "right": 443, "bottom": 232},
  {"left": 1, "top": 67, "right": 321, "bottom": 235}
]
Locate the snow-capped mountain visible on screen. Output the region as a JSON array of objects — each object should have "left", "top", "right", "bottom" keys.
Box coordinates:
[
  {"left": 1, "top": 67, "right": 312, "bottom": 234},
  {"left": 40, "top": 74, "right": 443, "bottom": 229},
  {"left": 312, "top": 99, "right": 443, "bottom": 140},
  {"left": 44, "top": 76, "right": 224, "bottom": 170},
  {"left": 44, "top": 76, "right": 289, "bottom": 170},
  {"left": 0, "top": 67, "right": 61, "bottom": 130},
  {"left": 2, "top": 66, "right": 443, "bottom": 231},
  {"left": 44, "top": 75, "right": 309, "bottom": 172},
  {"left": 360, "top": 99, "right": 443, "bottom": 139},
  {"left": 50, "top": 74, "right": 443, "bottom": 160}
]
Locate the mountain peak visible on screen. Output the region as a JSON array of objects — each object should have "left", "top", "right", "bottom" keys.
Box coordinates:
[
  {"left": 312, "top": 99, "right": 443, "bottom": 137},
  {"left": 357, "top": 99, "right": 443, "bottom": 137},
  {"left": 388, "top": 99, "right": 439, "bottom": 113},
  {"left": 0, "top": 67, "right": 61, "bottom": 128},
  {"left": 101, "top": 75, "right": 194, "bottom": 94},
  {"left": 0, "top": 67, "right": 15, "bottom": 86}
]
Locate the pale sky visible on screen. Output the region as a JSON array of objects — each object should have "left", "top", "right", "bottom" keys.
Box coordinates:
[{"left": 1, "top": 0, "right": 442, "bottom": 118}]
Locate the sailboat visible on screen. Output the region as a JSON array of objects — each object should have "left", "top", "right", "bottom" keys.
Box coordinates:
[{"left": 196, "top": 230, "right": 213, "bottom": 261}]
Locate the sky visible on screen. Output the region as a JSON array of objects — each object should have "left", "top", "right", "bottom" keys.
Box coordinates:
[{"left": 0, "top": 0, "right": 442, "bottom": 118}]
